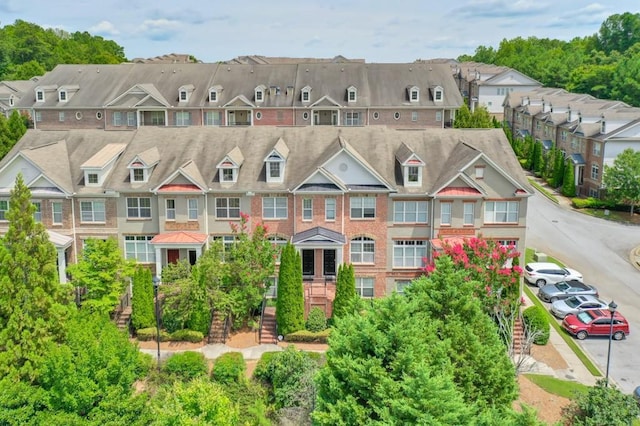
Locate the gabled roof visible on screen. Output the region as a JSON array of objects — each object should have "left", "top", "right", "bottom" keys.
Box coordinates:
[
  {"left": 150, "top": 232, "right": 208, "bottom": 245},
  {"left": 217, "top": 146, "right": 244, "bottom": 168},
  {"left": 292, "top": 226, "right": 346, "bottom": 245},
  {"left": 310, "top": 95, "right": 341, "bottom": 108},
  {"left": 129, "top": 147, "right": 160, "bottom": 168},
  {"left": 395, "top": 142, "right": 424, "bottom": 166},
  {"left": 152, "top": 160, "right": 207, "bottom": 193},
  {"left": 81, "top": 143, "right": 127, "bottom": 169},
  {"left": 106, "top": 83, "right": 170, "bottom": 108},
  {"left": 223, "top": 94, "right": 255, "bottom": 108},
  {"left": 14, "top": 141, "right": 74, "bottom": 195}
]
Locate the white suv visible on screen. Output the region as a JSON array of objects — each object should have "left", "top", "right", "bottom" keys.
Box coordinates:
[{"left": 524, "top": 262, "right": 583, "bottom": 288}]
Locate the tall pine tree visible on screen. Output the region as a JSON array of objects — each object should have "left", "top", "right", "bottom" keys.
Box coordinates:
[
  {"left": 131, "top": 266, "right": 154, "bottom": 330},
  {"left": 0, "top": 174, "right": 71, "bottom": 381},
  {"left": 276, "top": 243, "right": 304, "bottom": 335},
  {"left": 332, "top": 263, "right": 356, "bottom": 321}
]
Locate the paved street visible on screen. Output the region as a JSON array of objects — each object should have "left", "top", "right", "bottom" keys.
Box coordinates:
[{"left": 526, "top": 191, "right": 640, "bottom": 393}]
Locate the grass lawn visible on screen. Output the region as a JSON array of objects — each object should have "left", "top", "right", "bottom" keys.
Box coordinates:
[
  {"left": 528, "top": 178, "right": 559, "bottom": 204},
  {"left": 524, "top": 373, "right": 589, "bottom": 399}
]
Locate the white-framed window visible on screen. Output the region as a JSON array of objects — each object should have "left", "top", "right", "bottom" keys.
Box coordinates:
[
  {"left": 0, "top": 199, "right": 8, "bottom": 221},
  {"left": 496, "top": 239, "right": 517, "bottom": 250},
  {"left": 59, "top": 90, "right": 67, "bottom": 102},
  {"left": 302, "top": 111, "right": 309, "bottom": 121},
  {"left": 215, "top": 197, "right": 240, "bottom": 219},
  {"left": 125, "top": 235, "right": 156, "bottom": 262},
  {"left": 475, "top": 166, "right": 485, "bottom": 179},
  {"left": 86, "top": 173, "right": 99, "bottom": 185},
  {"left": 351, "top": 236, "right": 375, "bottom": 263},
  {"left": 205, "top": 111, "right": 222, "bottom": 126},
  {"left": 355, "top": 277, "right": 374, "bottom": 298},
  {"left": 126, "top": 197, "right": 151, "bottom": 219},
  {"left": 440, "top": 202, "right": 451, "bottom": 225},
  {"left": 345, "top": 112, "right": 360, "bottom": 126},
  {"left": 484, "top": 201, "right": 519, "bottom": 223},
  {"left": 593, "top": 142, "right": 602, "bottom": 157},
  {"left": 395, "top": 280, "right": 411, "bottom": 295},
  {"left": 220, "top": 167, "right": 236, "bottom": 182},
  {"left": 80, "top": 201, "right": 106, "bottom": 223},
  {"left": 406, "top": 166, "right": 420, "bottom": 185},
  {"left": 591, "top": 163, "right": 599, "bottom": 180},
  {"left": 132, "top": 168, "right": 146, "bottom": 182},
  {"left": 179, "top": 90, "right": 188, "bottom": 102},
  {"left": 35, "top": 111, "right": 42, "bottom": 122},
  {"left": 52, "top": 201, "right": 63, "bottom": 225},
  {"left": 255, "top": 111, "right": 262, "bottom": 120},
  {"left": 113, "top": 111, "right": 122, "bottom": 126},
  {"left": 393, "top": 200, "right": 428, "bottom": 223},
  {"left": 463, "top": 202, "right": 475, "bottom": 225},
  {"left": 350, "top": 197, "right": 375, "bottom": 219},
  {"left": 347, "top": 87, "right": 357, "bottom": 102},
  {"left": 58, "top": 112, "right": 65, "bottom": 122},
  {"left": 302, "top": 89, "right": 310, "bottom": 102},
  {"left": 149, "top": 111, "right": 164, "bottom": 125},
  {"left": 263, "top": 197, "right": 287, "bottom": 219},
  {"left": 96, "top": 111, "right": 103, "bottom": 120},
  {"left": 410, "top": 88, "right": 419, "bottom": 102},
  {"left": 36, "top": 90, "right": 44, "bottom": 102},
  {"left": 188, "top": 198, "right": 198, "bottom": 220},
  {"left": 394, "top": 112, "right": 400, "bottom": 120},
  {"left": 393, "top": 240, "right": 427, "bottom": 268},
  {"left": 165, "top": 199, "right": 176, "bottom": 220},
  {"left": 302, "top": 198, "right": 313, "bottom": 221},
  {"left": 434, "top": 88, "right": 443, "bottom": 101},
  {"left": 209, "top": 89, "right": 218, "bottom": 102},
  {"left": 127, "top": 112, "right": 136, "bottom": 126},
  {"left": 325, "top": 198, "right": 336, "bottom": 221},
  {"left": 175, "top": 111, "right": 191, "bottom": 126},
  {"left": 75, "top": 111, "right": 83, "bottom": 120},
  {"left": 255, "top": 88, "right": 264, "bottom": 102},
  {"left": 32, "top": 201, "right": 42, "bottom": 222},
  {"left": 411, "top": 111, "right": 418, "bottom": 122},
  {"left": 212, "top": 235, "right": 236, "bottom": 260},
  {"left": 266, "top": 152, "right": 285, "bottom": 183}
]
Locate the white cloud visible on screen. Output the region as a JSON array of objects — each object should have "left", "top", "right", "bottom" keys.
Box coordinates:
[
  {"left": 89, "top": 20, "right": 120, "bottom": 36},
  {"left": 137, "top": 19, "right": 181, "bottom": 41}
]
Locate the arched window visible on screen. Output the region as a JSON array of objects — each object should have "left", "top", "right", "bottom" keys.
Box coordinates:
[{"left": 350, "top": 236, "right": 375, "bottom": 263}]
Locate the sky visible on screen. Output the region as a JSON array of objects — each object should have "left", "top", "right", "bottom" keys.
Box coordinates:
[{"left": 1, "top": 0, "right": 638, "bottom": 63}]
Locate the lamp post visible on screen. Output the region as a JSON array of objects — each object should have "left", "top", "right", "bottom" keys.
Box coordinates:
[
  {"left": 605, "top": 300, "right": 617, "bottom": 387},
  {"left": 152, "top": 275, "right": 161, "bottom": 370}
]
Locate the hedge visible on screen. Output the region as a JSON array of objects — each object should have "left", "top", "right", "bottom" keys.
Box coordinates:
[
  {"left": 163, "top": 351, "right": 208, "bottom": 381},
  {"left": 211, "top": 352, "right": 246, "bottom": 384},
  {"left": 136, "top": 327, "right": 203, "bottom": 343},
  {"left": 253, "top": 351, "right": 280, "bottom": 381},
  {"left": 571, "top": 197, "right": 614, "bottom": 209},
  {"left": 284, "top": 329, "right": 331, "bottom": 343},
  {"left": 136, "top": 327, "right": 171, "bottom": 342},
  {"left": 522, "top": 306, "right": 550, "bottom": 345}
]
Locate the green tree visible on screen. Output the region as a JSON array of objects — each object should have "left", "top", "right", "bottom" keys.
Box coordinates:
[
  {"left": 603, "top": 148, "right": 640, "bottom": 215},
  {"left": 531, "top": 140, "right": 543, "bottom": 175},
  {"left": 331, "top": 263, "right": 356, "bottom": 321},
  {"left": 562, "top": 160, "right": 576, "bottom": 197},
  {"left": 131, "top": 266, "right": 154, "bottom": 330},
  {"left": 454, "top": 104, "right": 495, "bottom": 128},
  {"left": 67, "top": 237, "right": 135, "bottom": 316},
  {"left": 276, "top": 243, "right": 304, "bottom": 335},
  {"left": 610, "top": 43, "right": 640, "bottom": 106},
  {"left": 0, "top": 174, "right": 71, "bottom": 381},
  {"left": 551, "top": 148, "right": 565, "bottom": 188},
  {"left": 596, "top": 13, "right": 640, "bottom": 54},
  {"left": 562, "top": 379, "right": 640, "bottom": 425}
]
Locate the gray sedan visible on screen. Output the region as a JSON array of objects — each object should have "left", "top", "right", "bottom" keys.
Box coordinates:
[
  {"left": 538, "top": 280, "right": 599, "bottom": 303},
  {"left": 550, "top": 295, "right": 608, "bottom": 319}
]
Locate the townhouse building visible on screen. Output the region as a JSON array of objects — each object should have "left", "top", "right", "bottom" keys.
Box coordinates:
[
  {"left": 12, "top": 62, "right": 462, "bottom": 131},
  {"left": 0, "top": 126, "right": 532, "bottom": 299},
  {"left": 504, "top": 87, "right": 640, "bottom": 197},
  {"left": 0, "top": 78, "right": 39, "bottom": 118}
]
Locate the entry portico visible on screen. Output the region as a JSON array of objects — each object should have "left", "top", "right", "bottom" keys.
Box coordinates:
[
  {"left": 150, "top": 231, "right": 208, "bottom": 278},
  {"left": 292, "top": 226, "right": 346, "bottom": 280}
]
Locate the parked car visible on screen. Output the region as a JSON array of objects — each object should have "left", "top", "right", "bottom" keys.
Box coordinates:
[
  {"left": 550, "top": 295, "right": 609, "bottom": 319},
  {"left": 634, "top": 386, "right": 640, "bottom": 407},
  {"left": 538, "top": 280, "right": 598, "bottom": 303},
  {"left": 524, "top": 262, "right": 583, "bottom": 288},
  {"left": 561, "top": 309, "right": 630, "bottom": 340}
]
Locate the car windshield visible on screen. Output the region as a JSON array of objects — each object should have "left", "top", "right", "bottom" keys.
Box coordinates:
[
  {"left": 576, "top": 311, "right": 594, "bottom": 324},
  {"left": 565, "top": 297, "right": 581, "bottom": 308},
  {"left": 556, "top": 282, "right": 569, "bottom": 291}
]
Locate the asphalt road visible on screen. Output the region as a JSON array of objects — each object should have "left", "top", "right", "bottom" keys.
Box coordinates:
[{"left": 526, "top": 192, "right": 640, "bottom": 393}]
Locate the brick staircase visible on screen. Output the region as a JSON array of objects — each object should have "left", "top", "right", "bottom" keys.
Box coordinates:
[
  {"left": 512, "top": 316, "right": 530, "bottom": 355},
  {"left": 115, "top": 306, "right": 132, "bottom": 331},
  {"left": 259, "top": 306, "right": 278, "bottom": 344},
  {"left": 304, "top": 281, "right": 335, "bottom": 318},
  {"left": 208, "top": 311, "right": 228, "bottom": 344}
]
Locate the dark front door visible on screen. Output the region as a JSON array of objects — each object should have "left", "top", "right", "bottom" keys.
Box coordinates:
[
  {"left": 323, "top": 249, "right": 336, "bottom": 276},
  {"left": 302, "top": 249, "right": 314, "bottom": 277},
  {"left": 188, "top": 250, "right": 197, "bottom": 266},
  {"left": 167, "top": 249, "right": 180, "bottom": 264}
]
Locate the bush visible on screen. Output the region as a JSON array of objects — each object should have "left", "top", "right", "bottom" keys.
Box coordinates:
[
  {"left": 305, "top": 307, "right": 327, "bottom": 332},
  {"left": 136, "top": 327, "right": 171, "bottom": 342},
  {"left": 284, "top": 329, "right": 331, "bottom": 343},
  {"left": 170, "top": 329, "right": 204, "bottom": 343},
  {"left": 211, "top": 352, "right": 246, "bottom": 384},
  {"left": 522, "top": 306, "right": 550, "bottom": 345},
  {"left": 571, "top": 197, "right": 613, "bottom": 209},
  {"left": 163, "top": 351, "right": 208, "bottom": 381},
  {"left": 253, "top": 351, "right": 280, "bottom": 381}
]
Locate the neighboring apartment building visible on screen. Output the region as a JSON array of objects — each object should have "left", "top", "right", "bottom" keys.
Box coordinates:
[
  {"left": 504, "top": 87, "right": 640, "bottom": 197},
  {"left": 0, "top": 78, "right": 40, "bottom": 117},
  {"left": 12, "top": 62, "right": 461, "bottom": 130},
  {"left": 0, "top": 126, "right": 532, "bottom": 298}
]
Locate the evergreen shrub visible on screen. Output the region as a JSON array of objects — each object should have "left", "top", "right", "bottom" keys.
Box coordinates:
[
  {"left": 522, "top": 306, "right": 550, "bottom": 345},
  {"left": 305, "top": 307, "right": 327, "bottom": 332},
  {"left": 163, "top": 351, "right": 208, "bottom": 381},
  {"left": 212, "top": 352, "right": 246, "bottom": 384}
]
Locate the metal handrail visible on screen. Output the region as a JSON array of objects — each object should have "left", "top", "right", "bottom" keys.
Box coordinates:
[
  {"left": 222, "top": 315, "right": 231, "bottom": 344},
  {"left": 258, "top": 296, "right": 267, "bottom": 343},
  {"left": 207, "top": 307, "right": 216, "bottom": 344}
]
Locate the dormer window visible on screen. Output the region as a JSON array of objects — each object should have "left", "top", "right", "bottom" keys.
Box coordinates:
[
  {"left": 433, "top": 86, "right": 443, "bottom": 102},
  {"left": 216, "top": 146, "right": 244, "bottom": 184},
  {"left": 9, "top": 95, "right": 14, "bottom": 106},
  {"left": 409, "top": 86, "right": 419, "bottom": 102},
  {"left": 85, "top": 171, "right": 101, "bottom": 186},
  {"left": 267, "top": 153, "right": 284, "bottom": 182},
  {"left": 132, "top": 168, "right": 146, "bottom": 182},
  {"left": 398, "top": 149, "right": 425, "bottom": 187},
  {"left": 59, "top": 90, "right": 67, "bottom": 102},
  {"left": 255, "top": 85, "right": 266, "bottom": 103},
  {"left": 301, "top": 86, "right": 311, "bottom": 103},
  {"left": 36, "top": 90, "right": 44, "bottom": 102},
  {"left": 178, "top": 84, "right": 194, "bottom": 103},
  {"left": 179, "top": 90, "right": 188, "bottom": 101},
  {"left": 601, "top": 120, "right": 606, "bottom": 134},
  {"left": 347, "top": 86, "right": 357, "bottom": 103},
  {"left": 209, "top": 89, "right": 217, "bottom": 102}
]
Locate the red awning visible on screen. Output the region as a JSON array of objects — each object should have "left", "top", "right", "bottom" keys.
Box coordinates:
[
  {"left": 437, "top": 187, "right": 481, "bottom": 196},
  {"left": 150, "top": 232, "right": 208, "bottom": 245},
  {"left": 157, "top": 184, "right": 201, "bottom": 192}
]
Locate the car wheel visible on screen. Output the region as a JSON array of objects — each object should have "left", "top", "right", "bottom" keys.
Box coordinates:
[
  {"left": 535, "top": 279, "right": 546, "bottom": 288},
  {"left": 576, "top": 331, "right": 588, "bottom": 340},
  {"left": 613, "top": 331, "right": 625, "bottom": 341}
]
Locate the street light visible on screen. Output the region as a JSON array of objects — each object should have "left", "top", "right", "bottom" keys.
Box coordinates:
[
  {"left": 152, "top": 275, "right": 161, "bottom": 370},
  {"left": 605, "top": 300, "right": 617, "bottom": 387}
]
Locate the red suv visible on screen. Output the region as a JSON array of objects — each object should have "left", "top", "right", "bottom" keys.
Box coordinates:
[{"left": 562, "top": 309, "right": 630, "bottom": 340}]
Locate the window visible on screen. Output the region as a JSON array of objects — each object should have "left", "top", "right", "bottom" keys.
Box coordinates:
[
  {"left": 96, "top": 111, "right": 103, "bottom": 120},
  {"left": 52, "top": 202, "right": 63, "bottom": 224},
  {"left": 205, "top": 111, "right": 222, "bottom": 126},
  {"left": 350, "top": 197, "right": 375, "bottom": 219},
  {"left": 36, "top": 90, "right": 44, "bottom": 101},
  {"left": 265, "top": 150, "right": 286, "bottom": 182},
  {"left": 87, "top": 173, "right": 99, "bottom": 185},
  {"left": 302, "top": 198, "right": 312, "bottom": 221},
  {"left": 436, "top": 111, "right": 442, "bottom": 122},
  {"left": 475, "top": 166, "right": 485, "bottom": 179},
  {"left": 591, "top": 163, "right": 599, "bottom": 180},
  {"left": 351, "top": 236, "right": 375, "bottom": 263},
  {"left": 127, "top": 112, "right": 136, "bottom": 126},
  {"left": 394, "top": 200, "right": 428, "bottom": 223},
  {"left": 396, "top": 280, "right": 411, "bottom": 295},
  {"left": 221, "top": 168, "right": 235, "bottom": 182},
  {"left": 325, "top": 198, "right": 336, "bottom": 221},
  {"left": 593, "top": 142, "right": 602, "bottom": 157},
  {"left": 132, "top": 168, "right": 145, "bottom": 182},
  {"left": 188, "top": 199, "right": 198, "bottom": 220},
  {"left": 263, "top": 197, "right": 287, "bottom": 219},
  {"left": 166, "top": 199, "right": 176, "bottom": 220},
  {"left": 127, "top": 197, "right": 151, "bottom": 219},
  {"left": 179, "top": 90, "right": 188, "bottom": 101},
  {"left": 561, "top": 131, "right": 567, "bottom": 142},
  {"left": 393, "top": 240, "right": 426, "bottom": 268},
  {"left": 302, "top": 90, "right": 310, "bottom": 102},
  {"left": 59, "top": 112, "right": 65, "bottom": 122},
  {"left": 268, "top": 235, "right": 288, "bottom": 263},
  {"left": 345, "top": 112, "right": 360, "bottom": 126},
  {"left": 80, "top": 201, "right": 106, "bottom": 222},
  {"left": 150, "top": 111, "right": 164, "bottom": 125},
  {"left": 0, "top": 200, "right": 7, "bottom": 220},
  {"left": 394, "top": 112, "right": 400, "bottom": 120},
  {"left": 35, "top": 111, "right": 42, "bottom": 122},
  {"left": 348, "top": 88, "right": 357, "bottom": 102},
  {"left": 215, "top": 197, "right": 240, "bottom": 219},
  {"left": 434, "top": 89, "right": 443, "bottom": 101},
  {"left": 213, "top": 235, "right": 236, "bottom": 260},
  {"left": 411, "top": 111, "right": 418, "bottom": 122},
  {"left": 410, "top": 89, "right": 419, "bottom": 102},
  {"left": 125, "top": 236, "right": 155, "bottom": 262},
  {"left": 59, "top": 90, "right": 67, "bottom": 102},
  {"left": 440, "top": 202, "right": 451, "bottom": 225},
  {"left": 589, "top": 188, "right": 599, "bottom": 198},
  {"left": 373, "top": 111, "right": 379, "bottom": 120},
  {"left": 255, "top": 111, "right": 262, "bottom": 120},
  {"left": 497, "top": 240, "right": 517, "bottom": 250},
  {"left": 209, "top": 90, "right": 218, "bottom": 102},
  {"left": 113, "top": 111, "right": 122, "bottom": 126},
  {"left": 484, "top": 201, "right": 519, "bottom": 223},
  {"left": 269, "top": 161, "right": 281, "bottom": 179},
  {"left": 463, "top": 202, "right": 474, "bottom": 225},
  {"left": 32, "top": 202, "right": 42, "bottom": 222},
  {"left": 255, "top": 89, "right": 264, "bottom": 102},
  {"left": 407, "top": 166, "right": 419, "bottom": 183},
  {"left": 302, "top": 111, "right": 309, "bottom": 120},
  {"left": 175, "top": 111, "right": 191, "bottom": 126},
  {"left": 355, "top": 277, "right": 374, "bottom": 298}
]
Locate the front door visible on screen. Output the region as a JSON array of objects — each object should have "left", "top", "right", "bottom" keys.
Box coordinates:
[
  {"left": 302, "top": 249, "right": 315, "bottom": 277},
  {"left": 167, "top": 249, "right": 180, "bottom": 264},
  {"left": 323, "top": 249, "right": 336, "bottom": 277},
  {"left": 188, "top": 250, "right": 197, "bottom": 266}
]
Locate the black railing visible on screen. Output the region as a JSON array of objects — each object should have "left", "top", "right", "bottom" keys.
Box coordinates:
[
  {"left": 258, "top": 297, "right": 267, "bottom": 343},
  {"left": 222, "top": 315, "right": 231, "bottom": 344},
  {"left": 207, "top": 307, "right": 216, "bottom": 344}
]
